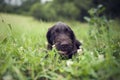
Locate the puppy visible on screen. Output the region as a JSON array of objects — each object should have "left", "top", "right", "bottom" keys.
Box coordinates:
[{"left": 46, "top": 22, "right": 81, "bottom": 58}]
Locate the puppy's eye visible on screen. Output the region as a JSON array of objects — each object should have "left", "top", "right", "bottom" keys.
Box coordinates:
[
  {"left": 65, "top": 28, "right": 68, "bottom": 31},
  {"left": 55, "top": 29, "right": 59, "bottom": 33}
]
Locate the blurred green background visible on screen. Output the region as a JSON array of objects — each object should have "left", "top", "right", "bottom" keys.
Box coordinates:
[{"left": 0, "top": 0, "right": 120, "bottom": 21}]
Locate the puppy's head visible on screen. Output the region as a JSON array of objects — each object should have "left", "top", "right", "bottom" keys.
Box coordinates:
[{"left": 46, "top": 22, "right": 76, "bottom": 55}]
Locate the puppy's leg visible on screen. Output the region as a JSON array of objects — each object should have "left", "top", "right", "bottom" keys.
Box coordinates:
[
  {"left": 47, "top": 43, "right": 52, "bottom": 50},
  {"left": 68, "top": 41, "right": 82, "bottom": 58}
]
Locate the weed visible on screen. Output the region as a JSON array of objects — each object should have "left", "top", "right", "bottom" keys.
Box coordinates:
[{"left": 0, "top": 13, "right": 120, "bottom": 80}]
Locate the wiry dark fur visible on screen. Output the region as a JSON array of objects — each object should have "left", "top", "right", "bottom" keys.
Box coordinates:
[{"left": 46, "top": 22, "right": 81, "bottom": 58}]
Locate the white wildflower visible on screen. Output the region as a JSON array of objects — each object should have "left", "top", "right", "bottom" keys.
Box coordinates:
[
  {"left": 18, "top": 46, "right": 24, "bottom": 52},
  {"left": 98, "top": 54, "right": 104, "bottom": 61},
  {"left": 66, "top": 60, "right": 73, "bottom": 67},
  {"left": 52, "top": 44, "right": 55, "bottom": 48},
  {"left": 77, "top": 48, "right": 83, "bottom": 55},
  {"left": 90, "top": 52, "right": 94, "bottom": 55}
]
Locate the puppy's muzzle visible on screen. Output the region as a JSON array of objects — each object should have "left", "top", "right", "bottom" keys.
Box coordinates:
[{"left": 60, "top": 42, "right": 73, "bottom": 51}]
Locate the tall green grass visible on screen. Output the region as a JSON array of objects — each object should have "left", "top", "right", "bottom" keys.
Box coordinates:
[{"left": 0, "top": 13, "right": 120, "bottom": 80}]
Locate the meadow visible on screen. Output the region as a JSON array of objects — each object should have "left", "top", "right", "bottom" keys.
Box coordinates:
[{"left": 0, "top": 13, "right": 120, "bottom": 80}]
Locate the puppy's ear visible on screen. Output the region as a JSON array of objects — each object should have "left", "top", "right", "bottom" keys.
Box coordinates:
[
  {"left": 70, "top": 30, "right": 75, "bottom": 40},
  {"left": 68, "top": 27, "right": 76, "bottom": 42},
  {"left": 75, "top": 40, "right": 82, "bottom": 49},
  {"left": 46, "top": 27, "right": 53, "bottom": 45}
]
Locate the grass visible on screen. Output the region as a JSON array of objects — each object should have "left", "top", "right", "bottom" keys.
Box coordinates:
[{"left": 0, "top": 13, "right": 120, "bottom": 80}]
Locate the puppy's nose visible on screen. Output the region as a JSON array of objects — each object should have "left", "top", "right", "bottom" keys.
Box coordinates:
[{"left": 61, "top": 42, "right": 69, "bottom": 48}]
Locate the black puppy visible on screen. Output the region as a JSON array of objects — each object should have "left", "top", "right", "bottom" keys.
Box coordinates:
[{"left": 46, "top": 22, "right": 81, "bottom": 58}]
